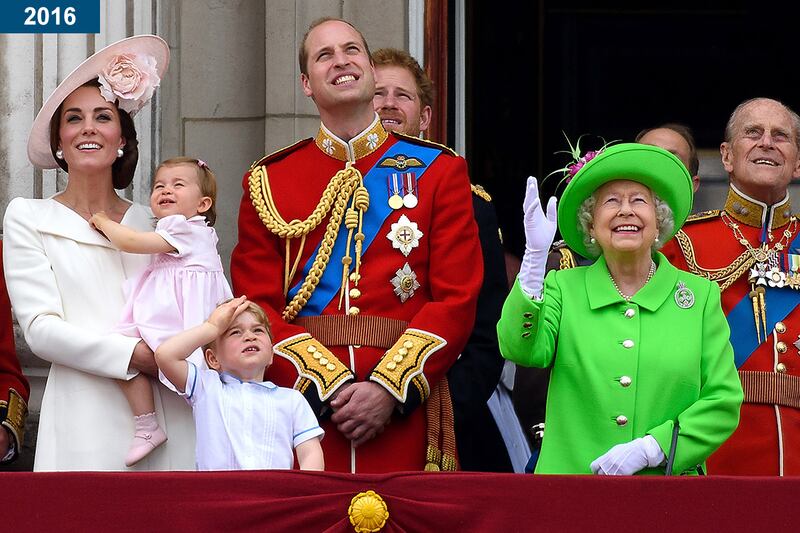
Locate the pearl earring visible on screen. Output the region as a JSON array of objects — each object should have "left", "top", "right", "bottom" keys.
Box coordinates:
[
  {"left": 590, "top": 237, "right": 596, "bottom": 244},
  {"left": 55, "top": 149, "right": 64, "bottom": 160},
  {"left": 117, "top": 148, "right": 124, "bottom": 158}
]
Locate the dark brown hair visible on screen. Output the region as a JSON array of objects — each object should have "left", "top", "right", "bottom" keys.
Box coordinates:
[{"left": 49, "top": 79, "right": 139, "bottom": 189}]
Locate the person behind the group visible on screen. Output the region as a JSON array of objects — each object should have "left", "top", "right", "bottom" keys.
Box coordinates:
[
  {"left": 636, "top": 123, "right": 700, "bottom": 193},
  {"left": 661, "top": 97, "right": 800, "bottom": 475},
  {"left": 231, "top": 18, "right": 482, "bottom": 473},
  {"left": 89, "top": 156, "right": 232, "bottom": 466},
  {"left": 3, "top": 35, "right": 195, "bottom": 471},
  {"left": 498, "top": 143, "right": 742, "bottom": 474},
  {"left": 0, "top": 243, "right": 30, "bottom": 466},
  {"left": 155, "top": 296, "right": 324, "bottom": 471},
  {"left": 373, "top": 47, "right": 520, "bottom": 472}
]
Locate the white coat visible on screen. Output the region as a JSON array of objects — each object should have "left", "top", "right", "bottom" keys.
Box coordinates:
[{"left": 3, "top": 197, "right": 195, "bottom": 471}]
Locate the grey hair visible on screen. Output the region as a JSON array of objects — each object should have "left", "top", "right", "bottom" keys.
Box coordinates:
[
  {"left": 724, "top": 97, "right": 800, "bottom": 149},
  {"left": 577, "top": 191, "right": 674, "bottom": 256}
]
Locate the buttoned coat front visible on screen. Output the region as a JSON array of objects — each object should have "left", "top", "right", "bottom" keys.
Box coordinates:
[
  {"left": 3, "top": 198, "right": 195, "bottom": 471},
  {"left": 498, "top": 253, "right": 742, "bottom": 474}
]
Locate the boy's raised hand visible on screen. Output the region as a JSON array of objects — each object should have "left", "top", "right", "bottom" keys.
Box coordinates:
[{"left": 206, "top": 295, "right": 249, "bottom": 334}]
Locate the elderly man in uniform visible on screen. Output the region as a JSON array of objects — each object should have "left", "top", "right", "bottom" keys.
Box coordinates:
[
  {"left": 662, "top": 97, "right": 800, "bottom": 475},
  {"left": 373, "top": 47, "right": 521, "bottom": 471},
  {"left": 0, "top": 244, "right": 29, "bottom": 466},
  {"left": 231, "top": 19, "right": 481, "bottom": 473}
]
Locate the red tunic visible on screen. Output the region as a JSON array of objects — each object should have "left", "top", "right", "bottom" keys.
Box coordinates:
[
  {"left": 0, "top": 241, "right": 30, "bottom": 463},
  {"left": 231, "top": 120, "right": 482, "bottom": 473},
  {"left": 662, "top": 186, "right": 800, "bottom": 475}
]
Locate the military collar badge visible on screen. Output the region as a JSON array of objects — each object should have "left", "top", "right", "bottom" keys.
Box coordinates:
[
  {"left": 674, "top": 281, "right": 695, "bottom": 309},
  {"left": 387, "top": 214, "right": 423, "bottom": 257}
]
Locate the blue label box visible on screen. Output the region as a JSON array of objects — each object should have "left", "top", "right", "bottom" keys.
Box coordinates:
[{"left": 0, "top": 0, "right": 99, "bottom": 34}]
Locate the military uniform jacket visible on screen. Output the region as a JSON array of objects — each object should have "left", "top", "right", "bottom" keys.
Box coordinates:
[
  {"left": 0, "top": 242, "right": 29, "bottom": 464},
  {"left": 497, "top": 253, "right": 742, "bottom": 474},
  {"left": 661, "top": 185, "right": 800, "bottom": 475},
  {"left": 231, "top": 117, "right": 482, "bottom": 473}
]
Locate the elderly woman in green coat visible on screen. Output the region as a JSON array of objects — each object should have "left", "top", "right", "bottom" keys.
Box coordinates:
[{"left": 498, "top": 143, "right": 743, "bottom": 475}]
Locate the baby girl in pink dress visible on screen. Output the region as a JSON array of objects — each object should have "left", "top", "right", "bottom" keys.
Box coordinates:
[{"left": 90, "top": 157, "right": 231, "bottom": 466}]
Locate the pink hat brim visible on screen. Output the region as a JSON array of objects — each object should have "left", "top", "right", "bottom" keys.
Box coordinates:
[{"left": 27, "top": 35, "right": 170, "bottom": 169}]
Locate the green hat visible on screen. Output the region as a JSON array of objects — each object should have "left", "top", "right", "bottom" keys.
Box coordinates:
[{"left": 557, "top": 143, "right": 693, "bottom": 259}]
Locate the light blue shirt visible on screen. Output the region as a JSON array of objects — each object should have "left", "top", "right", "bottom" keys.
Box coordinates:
[{"left": 182, "top": 362, "right": 324, "bottom": 470}]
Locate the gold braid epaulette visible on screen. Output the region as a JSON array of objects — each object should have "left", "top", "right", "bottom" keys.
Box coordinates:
[
  {"left": 391, "top": 131, "right": 458, "bottom": 156},
  {"left": 470, "top": 184, "right": 492, "bottom": 202},
  {"left": 674, "top": 228, "right": 755, "bottom": 291},
  {"left": 557, "top": 247, "right": 578, "bottom": 270},
  {"left": 248, "top": 161, "right": 366, "bottom": 322}
]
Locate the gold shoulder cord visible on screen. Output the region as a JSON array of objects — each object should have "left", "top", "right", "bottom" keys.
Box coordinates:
[
  {"left": 557, "top": 248, "right": 577, "bottom": 270},
  {"left": 674, "top": 229, "right": 754, "bottom": 291},
  {"left": 248, "top": 162, "right": 369, "bottom": 322}
]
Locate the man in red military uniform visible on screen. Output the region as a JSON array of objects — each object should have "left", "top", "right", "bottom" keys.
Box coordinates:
[
  {"left": 0, "top": 242, "right": 30, "bottom": 465},
  {"left": 231, "top": 18, "right": 481, "bottom": 473},
  {"left": 662, "top": 97, "right": 800, "bottom": 475}
]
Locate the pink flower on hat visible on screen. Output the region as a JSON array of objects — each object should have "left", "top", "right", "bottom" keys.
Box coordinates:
[{"left": 98, "top": 53, "right": 160, "bottom": 115}]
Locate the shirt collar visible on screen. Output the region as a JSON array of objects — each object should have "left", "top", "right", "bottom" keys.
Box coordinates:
[
  {"left": 586, "top": 252, "right": 679, "bottom": 312},
  {"left": 314, "top": 113, "right": 388, "bottom": 162},
  {"left": 724, "top": 183, "right": 793, "bottom": 229},
  {"left": 219, "top": 372, "right": 277, "bottom": 390}
]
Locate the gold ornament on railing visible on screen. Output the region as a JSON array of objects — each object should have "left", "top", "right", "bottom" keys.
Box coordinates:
[{"left": 348, "top": 490, "right": 389, "bottom": 532}]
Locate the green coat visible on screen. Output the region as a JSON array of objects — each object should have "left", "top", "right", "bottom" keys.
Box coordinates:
[{"left": 498, "top": 253, "right": 742, "bottom": 474}]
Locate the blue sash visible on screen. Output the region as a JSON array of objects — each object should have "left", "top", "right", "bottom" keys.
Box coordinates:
[
  {"left": 727, "top": 231, "right": 800, "bottom": 367},
  {"left": 287, "top": 140, "right": 443, "bottom": 317}
]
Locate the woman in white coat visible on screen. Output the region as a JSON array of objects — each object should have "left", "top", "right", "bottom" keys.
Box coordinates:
[{"left": 2, "top": 36, "right": 194, "bottom": 471}]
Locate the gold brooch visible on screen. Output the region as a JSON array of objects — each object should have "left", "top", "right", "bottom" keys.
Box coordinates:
[{"left": 348, "top": 490, "right": 389, "bottom": 532}]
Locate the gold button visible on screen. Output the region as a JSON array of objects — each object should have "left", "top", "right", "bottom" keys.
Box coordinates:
[
  {"left": 387, "top": 361, "right": 397, "bottom": 371},
  {"left": 622, "top": 340, "right": 634, "bottom": 349},
  {"left": 523, "top": 322, "right": 532, "bottom": 329},
  {"left": 326, "top": 363, "right": 336, "bottom": 371},
  {"left": 393, "top": 354, "right": 404, "bottom": 363},
  {"left": 349, "top": 288, "right": 361, "bottom": 299},
  {"left": 319, "top": 357, "right": 329, "bottom": 365},
  {"left": 522, "top": 331, "right": 531, "bottom": 338},
  {"left": 776, "top": 321, "right": 787, "bottom": 333},
  {"left": 398, "top": 347, "right": 408, "bottom": 356},
  {"left": 523, "top": 312, "right": 533, "bottom": 319},
  {"left": 312, "top": 352, "right": 322, "bottom": 360},
  {"left": 403, "top": 340, "right": 414, "bottom": 349},
  {"left": 307, "top": 345, "right": 317, "bottom": 353},
  {"left": 777, "top": 341, "right": 788, "bottom": 353},
  {"left": 619, "top": 376, "right": 632, "bottom": 387},
  {"left": 777, "top": 363, "right": 787, "bottom": 373},
  {"left": 615, "top": 415, "right": 628, "bottom": 426},
  {"left": 624, "top": 309, "right": 635, "bottom": 318},
  {"left": 348, "top": 306, "right": 360, "bottom": 315}
]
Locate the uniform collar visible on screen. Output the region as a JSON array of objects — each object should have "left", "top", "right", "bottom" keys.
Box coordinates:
[
  {"left": 314, "top": 114, "right": 388, "bottom": 162},
  {"left": 724, "top": 183, "right": 792, "bottom": 229},
  {"left": 587, "top": 252, "right": 679, "bottom": 312},
  {"left": 219, "top": 371, "right": 277, "bottom": 389}
]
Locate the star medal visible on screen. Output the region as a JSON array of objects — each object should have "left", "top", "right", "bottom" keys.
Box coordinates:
[
  {"left": 402, "top": 172, "right": 418, "bottom": 209},
  {"left": 391, "top": 263, "right": 420, "bottom": 303},
  {"left": 674, "top": 281, "right": 695, "bottom": 309},
  {"left": 387, "top": 214, "right": 423, "bottom": 257},
  {"left": 387, "top": 173, "right": 404, "bottom": 210}
]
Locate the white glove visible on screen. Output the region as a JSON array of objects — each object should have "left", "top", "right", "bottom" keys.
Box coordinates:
[
  {"left": 518, "top": 176, "right": 558, "bottom": 298},
  {"left": 590, "top": 435, "right": 665, "bottom": 476}
]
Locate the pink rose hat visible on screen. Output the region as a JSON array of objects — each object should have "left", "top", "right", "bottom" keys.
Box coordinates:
[{"left": 27, "top": 34, "right": 169, "bottom": 170}]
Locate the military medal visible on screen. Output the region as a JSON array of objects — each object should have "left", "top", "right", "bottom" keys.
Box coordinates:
[
  {"left": 674, "top": 281, "right": 695, "bottom": 309},
  {"left": 387, "top": 214, "right": 423, "bottom": 257},
  {"left": 387, "top": 173, "right": 404, "bottom": 210},
  {"left": 391, "top": 263, "right": 420, "bottom": 303},
  {"left": 402, "top": 172, "right": 418, "bottom": 208}
]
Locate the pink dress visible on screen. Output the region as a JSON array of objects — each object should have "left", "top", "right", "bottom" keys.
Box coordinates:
[{"left": 116, "top": 215, "right": 233, "bottom": 376}]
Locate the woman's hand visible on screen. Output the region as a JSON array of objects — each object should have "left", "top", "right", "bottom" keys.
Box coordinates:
[
  {"left": 518, "top": 176, "right": 558, "bottom": 298},
  {"left": 590, "top": 435, "right": 665, "bottom": 475},
  {"left": 130, "top": 339, "right": 158, "bottom": 377}
]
